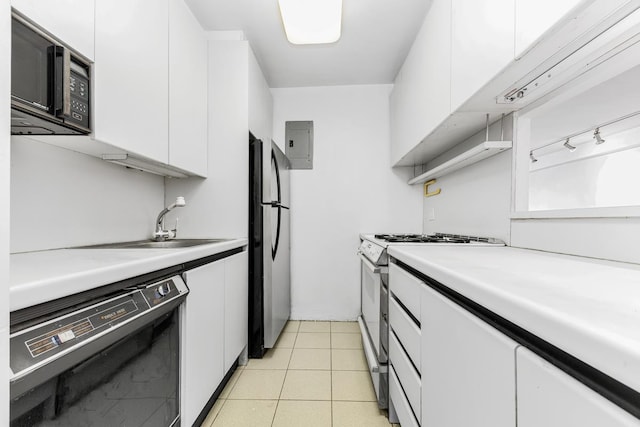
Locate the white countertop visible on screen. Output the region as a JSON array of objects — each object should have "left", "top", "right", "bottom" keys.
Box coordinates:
[
  {"left": 10, "top": 238, "right": 248, "bottom": 311},
  {"left": 387, "top": 245, "right": 640, "bottom": 392}
]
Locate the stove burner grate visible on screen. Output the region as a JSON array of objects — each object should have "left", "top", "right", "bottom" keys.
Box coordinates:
[{"left": 373, "top": 233, "right": 497, "bottom": 244}]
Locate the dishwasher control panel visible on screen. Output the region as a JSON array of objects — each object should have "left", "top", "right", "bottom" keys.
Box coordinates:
[{"left": 10, "top": 275, "right": 188, "bottom": 380}]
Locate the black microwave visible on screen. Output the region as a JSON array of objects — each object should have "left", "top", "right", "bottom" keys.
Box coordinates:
[{"left": 11, "top": 13, "right": 91, "bottom": 135}]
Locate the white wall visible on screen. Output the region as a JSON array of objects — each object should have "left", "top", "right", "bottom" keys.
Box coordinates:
[
  {"left": 1, "top": 1, "right": 11, "bottom": 422},
  {"left": 272, "top": 85, "right": 423, "bottom": 320},
  {"left": 165, "top": 39, "right": 249, "bottom": 239},
  {"left": 11, "top": 137, "right": 164, "bottom": 253},
  {"left": 422, "top": 118, "right": 513, "bottom": 244}
]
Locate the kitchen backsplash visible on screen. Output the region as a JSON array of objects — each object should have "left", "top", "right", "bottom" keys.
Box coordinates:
[
  {"left": 10, "top": 137, "right": 164, "bottom": 253},
  {"left": 422, "top": 118, "right": 513, "bottom": 244}
]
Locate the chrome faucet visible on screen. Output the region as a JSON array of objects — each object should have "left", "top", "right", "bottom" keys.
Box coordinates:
[{"left": 153, "top": 197, "right": 186, "bottom": 241}]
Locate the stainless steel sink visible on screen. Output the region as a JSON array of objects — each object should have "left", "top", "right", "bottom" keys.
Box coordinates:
[{"left": 81, "top": 239, "right": 230, "bottom": 249}]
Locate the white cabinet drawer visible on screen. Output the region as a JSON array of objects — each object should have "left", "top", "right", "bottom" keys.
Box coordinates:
[
  {"left": 389, "top": 365, "right": 420, "bottom": 427},
  {"left": 389, "top": 296, "right": 421, "bottom": 372},
  {"left": 390, "top": 263, "right": 422, "bottom": 321},
  {"left": 389, "top": 331, "right": 421, "bottom": 421}
]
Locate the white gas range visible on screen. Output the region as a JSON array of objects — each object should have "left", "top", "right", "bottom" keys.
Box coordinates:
[{"left": 357, "top": 233, "right": 505, "bottom": 410}]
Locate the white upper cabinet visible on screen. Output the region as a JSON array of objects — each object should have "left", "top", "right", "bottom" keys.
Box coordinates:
[
  {"left": 450, "top": 0, "right": 515, "bottom": 111},
  {"left": 516, "top": 347, "right": 640, "bottom": 427},
  {"left": 92, "top": 0, "right": 208, "bottom": 176},
  {"left": 515, "top": 0, "right": 584, "bottom": 57},
  {"left": 391, "top": 0, "right": 624, "bottom": 171},
  {"left": 11, "top": 0, "right": 95, "bottom": 60},
  {"left": 169, "top": 0, "right": 208, "bottom": 177},
  {"left": 94, "top": 0, "right": 169, "bottom": 164},
  {"left": 390, "top": 0, "right": 452, "bottom": 166}
]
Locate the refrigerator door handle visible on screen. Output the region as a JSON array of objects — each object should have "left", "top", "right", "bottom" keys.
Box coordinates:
[
  {"left": 272, "top": 205, "right": 281, "bottom": 261},
  {"left": 262, "top": 201, "right": 282, "bottom": 207}
]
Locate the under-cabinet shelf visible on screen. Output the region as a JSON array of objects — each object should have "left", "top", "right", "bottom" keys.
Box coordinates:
[{"left": 408, "top": 140, "right": 512, "bottom": 185}]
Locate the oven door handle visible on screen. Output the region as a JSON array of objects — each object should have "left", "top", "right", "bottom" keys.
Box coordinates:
[
  {"left": 358, "top": 252, "right": 381, "bottom": 274},
  {"left": 357, "top": 316, "right": 380, "bottom": 373}
]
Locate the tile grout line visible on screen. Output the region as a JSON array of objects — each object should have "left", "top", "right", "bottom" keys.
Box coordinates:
[
  {"left": 270, "top": 328, "right": 297, "bottom": 427},
  {"left": 330, "top": 322, "right": 334, "bottom": 427}
]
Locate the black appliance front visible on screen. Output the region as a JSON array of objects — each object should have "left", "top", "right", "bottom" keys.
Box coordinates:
[
  {"left": 11, "top": 14, "right": 91, "bottom": 135},
  {"left": 248, "top": 135, "right": 266, "bottom": 358},
  {"left": 9, "top": 278, "right": 186, "bottom": 427}
]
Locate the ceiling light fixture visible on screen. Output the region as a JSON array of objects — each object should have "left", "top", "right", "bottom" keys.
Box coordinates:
[{"left": 278, "top": 0, "right": 342, "bottom": 45}]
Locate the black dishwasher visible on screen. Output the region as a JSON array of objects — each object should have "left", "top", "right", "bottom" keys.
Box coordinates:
[{"left": 9, "top": 275, "right": 188, "bottom": 427}]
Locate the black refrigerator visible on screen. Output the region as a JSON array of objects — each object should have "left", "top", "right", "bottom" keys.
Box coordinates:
[{"left": 248, "top": 136, "right": 291, "bottom": 358}]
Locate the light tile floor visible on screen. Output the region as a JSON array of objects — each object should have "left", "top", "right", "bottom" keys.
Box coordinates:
[{"left": 201, "top": 320, "right": 400, "bottom": 427}]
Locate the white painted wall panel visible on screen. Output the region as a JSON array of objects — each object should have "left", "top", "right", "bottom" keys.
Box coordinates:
[
  {"left": 511, "top": 218, "right": 640, "bottom": 264},
  {"left": 10, "top": 137, "right": 164, "bottom": 253},
  {"left": 423, "top": 151, "right": 511, "bottom": 243},
  {"left": 248, "top": 47, "right": 273, "bottom": 143},
  {"left": 422, "top": 119, "right": 513, "bottom": 243},
  {"left": 272, "top": 85, "right": 422, "bottom": 320},
  {"left": 165, "top": 40, "right": 249, "bottom": 239}
]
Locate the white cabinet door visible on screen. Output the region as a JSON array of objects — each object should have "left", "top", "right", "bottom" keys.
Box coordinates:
[
  {"left": 168, "top": 0, "right": 208, "bottom": 177},
  {"left": 11, "top": 0, "right": 95, "bottom": 60},
  {"left": 450, "top": 0, "right": 515, "bottom": 111},
  {"left": 517, "top": 347, "right": 640, "bottom": 427},
  {"left": 94, "top": 0, "right": 169, "bottom": 164},
  {"left": 389, "top": 0, "right": 452, "bottom": 166},
  {"left": 515, "top": 0, "right": 584, "bottom": 57},
  {"left": 421, "top": 285, "right": 517, "bottom": 427},
  {"left": 224, "top": 251, "right": 248, "bottom": 371},
  {"left": 182, "top": 260, "right": 225, "bottom": 427}
]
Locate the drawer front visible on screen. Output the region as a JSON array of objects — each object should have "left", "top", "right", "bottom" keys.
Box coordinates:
[
  {"left": 389, "top": 365, "right": 420, "bottom": 427},
  {"left": 390, "top": 263, "right": 422, "bottom": 321},
  {"left": 389, "top": 296, "right": 421, "bottom": 371},
  {"left": 389, "top": 331, "right": 421, "bottom": 421}
]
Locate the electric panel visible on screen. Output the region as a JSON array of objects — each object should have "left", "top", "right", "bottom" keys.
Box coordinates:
[{"left": 285, "top": 121, "right": 313, "bottom": 169}]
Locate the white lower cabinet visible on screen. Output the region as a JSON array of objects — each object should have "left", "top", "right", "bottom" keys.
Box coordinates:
[
  {"left": 181, "top": 249, "right": 249, "bottom": 426},
  {"left": 389, "top": 365, "right": 420, "bottom": 427},
  {"left": 516, "top": 347, "right": 640, "bottom": 427},
  {"left": 421, "top": 285, "right": 518, "bottom": 427},
  {"left": 389, "top": 263, "right": 423, "bottom": 425},
  {"left": 392, "top": 262, "right": 639, "bottom": 427},
  {"left": 182, "top": 259, "right": 225, "bottom": 427},
  {"left": 224, "top": 251, "right": 248, "bottom": 371}
]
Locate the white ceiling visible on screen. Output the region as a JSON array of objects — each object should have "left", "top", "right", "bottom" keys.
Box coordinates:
[{"left": 185, "top": 0, "right": 432, "bottom": 88}]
